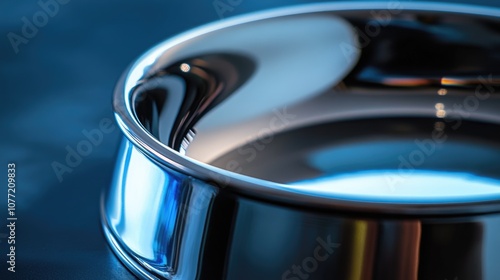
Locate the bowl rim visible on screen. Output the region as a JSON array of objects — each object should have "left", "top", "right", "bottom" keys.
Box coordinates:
[{"left": 113, "top": 1, "right": 500, "bottom": 215}]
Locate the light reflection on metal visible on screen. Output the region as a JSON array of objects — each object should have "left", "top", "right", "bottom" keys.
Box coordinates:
[
  {"left": 435, "top": 103, "right": 446, "bottom": 118},
  {"left": 380, "top": 77, "right": 431, "bottom": 87},
  {"left": 348, "top": 221, "right": 376, "bottom": 280},
  {"left": 434, "top": 121, "right": 446, "bottom": 131},
  {"left": 441, "top": 77, "right": 468, "bottom": 86},
  {"left": 180, "top": 63, "right": 190, "bottom": 72},
  {"left": 438, "top": 88, "right": 448, "bottom": 96},
  {"left": 103, "top": 2, "right": 500, "bottom": 280}
]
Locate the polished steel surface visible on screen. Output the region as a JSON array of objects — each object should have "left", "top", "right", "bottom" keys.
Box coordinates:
[
  {"left": 113, "top": 2, "right": 500, "bottom": 214},
  {"left": 103, "top": 2, "right": 500, "bottom": 280}
]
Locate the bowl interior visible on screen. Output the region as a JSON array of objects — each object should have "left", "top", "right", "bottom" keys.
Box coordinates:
[{"left": 127, "top": 4, "right": 500, "bottom": 204}]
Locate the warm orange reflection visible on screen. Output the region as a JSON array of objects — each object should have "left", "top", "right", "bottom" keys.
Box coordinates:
[
  {"left": 441, "top": 77, "right": 469, "bottom": 86},
  {"left": 437, "top": 88, "right": 448, "bottom": 95},
  {"left": 381, "top": 78, "right": 431, "bottom": 86},
  {"left": 397, "top": 221, "right": 422, "bottom": 280},
  {"left": 435, "top": 103, "right": 446, "bottom": 118},
  {"left": 180, "top": 63, "right": 191, "bottom": 72}
]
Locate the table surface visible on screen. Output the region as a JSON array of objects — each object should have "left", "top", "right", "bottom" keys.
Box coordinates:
[{"left": 1, "top": 0, "right": 499, "bottom": 279}]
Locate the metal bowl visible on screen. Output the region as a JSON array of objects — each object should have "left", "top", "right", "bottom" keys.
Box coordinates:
[{"left": 102, "top": 2, "right": 500, "bottom": 279}]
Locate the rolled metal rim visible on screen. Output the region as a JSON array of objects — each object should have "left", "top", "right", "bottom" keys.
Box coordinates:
[{"left": 112, "top": 1, "right": 500, "bottom": 215}]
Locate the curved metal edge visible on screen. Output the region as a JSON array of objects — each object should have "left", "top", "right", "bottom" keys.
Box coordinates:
[
  {"left": 112, "top": 2, "right": 500, "bottom": 216},
  {"left": 100, "top": 191, "right": 164, "bottom": 280}
]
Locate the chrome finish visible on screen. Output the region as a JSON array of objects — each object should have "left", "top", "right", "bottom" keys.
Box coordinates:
[
  {"left": 103, "top": 2, "right": 500, "bottom": 280},
  {"left": 103, "top": 140, "right": 218, "bottom": 279}
]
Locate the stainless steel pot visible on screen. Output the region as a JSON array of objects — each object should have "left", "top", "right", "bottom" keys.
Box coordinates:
[{"left": 102, "top": 2, "right": 500, "bottom": 279}]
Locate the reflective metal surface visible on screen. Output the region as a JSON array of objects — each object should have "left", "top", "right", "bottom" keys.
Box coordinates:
[{"left": 103, "top": 2, "right": 500, "bottom": 280}]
